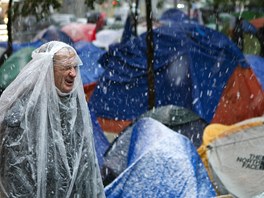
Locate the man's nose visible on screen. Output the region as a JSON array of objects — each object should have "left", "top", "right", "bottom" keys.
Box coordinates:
[{"left": 69, "top": 67, "right": 77, "bottom": 78}]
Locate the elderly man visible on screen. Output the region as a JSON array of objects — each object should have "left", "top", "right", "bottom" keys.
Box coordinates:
[{"left": 0, "top": 41, "right": 105, "bottom": 198}]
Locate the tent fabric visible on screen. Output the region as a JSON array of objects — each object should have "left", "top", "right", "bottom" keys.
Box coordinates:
[
  {"left": 198, "top": 117, "right": 264, "bottom": 196},
  {"left": 102, "top": 125, "right": 133, "bottom": 184},
  {"left": 90, "top": 110, "right": 110, "bottom": 169},
  {"left": 33, "top": 25, "right": 74, "bottom": 45},
  {"left": 211, "top": 66, "right": 264, "bottom": 125},
  {"left": 250, "top": 17, "right": 264, "bottom": 29},
  {"left": 102, "top": 106, "right": 206, "bottom": 180},
  {"left": 104, "top": 118, "right": 216, "bottom": 197},
  {"left": 120, "top": 15, "right": 134, "bottom": 44},
  {"left": 74, "top": 41, "right": 106, "bottom": 85},
  {"left": 89, "top": 18, "right": 249, "bottom": 127},
  {"left": 139, "top": 105, "right": 207, "bottom": 148},
  {"left": 93, "top": 29, "right": 123, "bottom": 50},
  {"left": 61, "top": 23, "right": 97, "bottom": 42},
  {"left": 140, "top": 105, "right": 201, "bottom": 125},
  {"left": 0, "top": 40, "right": 43, "bottom": 53},
  {"left": 84, "top": 82, "right": 97, "bottom": 101},
  {"left": 160, "top": 8, "right": 191, "bottom": 23},
  {"left": 204, "top": 116, "right": 264, "bottom": 198},
  {"left": 246, "top": 54, "right": 264, "bottom": 90},
  {"left": 198, "top": 123, "right": 234, "bottom": 177},
  {"left": 242, "top": 19, "right": 258, "bottom": 35},
  {"left": 0, "top": 47, "right": 35, "bottom": 90},
  {"left": 97, "top": 118, "right": 132, "bottom": 133}
]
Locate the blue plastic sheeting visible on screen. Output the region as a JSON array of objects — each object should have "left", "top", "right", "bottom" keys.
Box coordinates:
[
  {"left": 74, "top": 41, "right": 106, "bottom": 85},
  {"left": 0, "top": 40, "right": 43, "bottom": 53},
  {"left": 160, "top": 8, "right": 192, "bottom": 23},
  {"left": 242, "top": 20, "right": 258, "bottom": 35},
  {"left": 0, "top": 26, "right": 74, "bottom": 53},
  {"left": 246, "top": 54, "right": 264, "bottom": 90},
  {"left": 104, "top": 118, "right": 216, "bottom": 197},
  {"left": 39, "top": 26, "right": 74, "bottom": 45},
  {"left": 90, "top": 110, "right": 109, "bottom": 169},
  {"left": 89, "top": 18, "right": 249, "bottom": 123}
]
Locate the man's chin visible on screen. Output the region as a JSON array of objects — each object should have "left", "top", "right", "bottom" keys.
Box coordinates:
[{"left": 60, "top": 85, "right": 74, "bottom": 93}]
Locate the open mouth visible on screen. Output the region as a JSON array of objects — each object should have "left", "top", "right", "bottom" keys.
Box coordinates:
[{"left": 65, "top": 79, "right": 74, "bottom": 86}]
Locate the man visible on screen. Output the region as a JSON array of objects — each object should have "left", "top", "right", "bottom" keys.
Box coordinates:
[{"left": 0, "top": 41, "right": 105, "bottom": 197}]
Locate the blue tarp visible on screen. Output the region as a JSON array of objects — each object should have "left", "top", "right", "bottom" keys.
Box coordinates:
[
  {"left": 245, "top": 54, "right": 264, "bottom": 90},
  {"left": 0, "top": 40, "right": 43, "bottom": 53},
  {"left": 74, "top": 41, "right": 106, "bottom": 85},
  {"left": 104, "top": 118, "right": 216, "bottom": 197},
  {"left": 0, "top": 26, "right": 73, "bottom": 53},
  {"left": 39, "top": 26, "right": 74, "bottom": 45},
  {"left": 242, "top": 20, "right": 258, "bottom": 35},
  {"left": 90, "top": 109, "right": 109, "bottom": 169},
  {"left": 160, "top": 8, "right": 193, "bottom": 23},
  {"left": 89, "top": 17, "right": 249, "bottom": 123}
]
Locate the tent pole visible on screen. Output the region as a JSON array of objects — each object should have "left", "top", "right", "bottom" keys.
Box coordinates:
[{"left": 145, "top": 0, "right": 155, "bottom": 110}]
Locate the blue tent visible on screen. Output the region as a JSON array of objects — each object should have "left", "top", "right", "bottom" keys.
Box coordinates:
[
  {"left": 89, "top": 17, "right": 248, "bottom": 123},
  {"left": 139, "top": 105, "right": 207, "bottom": 148},
  {"left": 0, "top": 40, "right": 43, "bottom": 53},
  {"left": 37, "top": 25, "right": 74, "bottom": 45},
  {"left": 242, "top": 20, "right": 258, "bottom": 35},
  {"left": 74, "top": 41, "right": 106, "bottom": 85},
  {"left": 104, "top": 118, "right": 216, "bottom": 197},
  {"left": 0, "top": 26, "right": 73, "bottom": 54},
  {"left": 160, "top": 8, "right": 193, "bottom": 23},
  {"left": 90, "top": 109, "right": 109, "bottom": 169}
]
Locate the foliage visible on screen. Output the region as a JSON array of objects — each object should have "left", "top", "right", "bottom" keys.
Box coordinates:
[
  {"left": 156, "top": 0, "right": 164, "bottom": 9},
  {"left": 11, "top": 0, "right": 106, "bottom": 20},
  {"left": 205, "top": 0, "right": 264, "bottom": 12},
  {"left": 12, "top": 0, "right": 62, "bottom": 21},
  {"left": 84, "top": 0, "right": 105, "bottom": 9},
  {"left": 2, "top": 0, "right": 100, "bottom": 66}
]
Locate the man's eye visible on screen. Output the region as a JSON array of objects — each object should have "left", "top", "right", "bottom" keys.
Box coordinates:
[
  {"left": 67, "top": 65, "right": 78, "bottom": 70},
  {"left": 65, "top": 66, "right": 72, "bottom": 70}
]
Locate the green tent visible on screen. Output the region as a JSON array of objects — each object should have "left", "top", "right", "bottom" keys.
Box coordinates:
[
  {"left": 0, "top": 47, "right": 35, "bottom": 91},
  {"left": 233, "top": 10, "right": 264, "bottom": 21}
]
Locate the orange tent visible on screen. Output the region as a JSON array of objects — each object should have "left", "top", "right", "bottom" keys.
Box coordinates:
[
  {"left": 211, "top": 66, "right": 264, "bottom": 125},
  {"left": 250, "top": 17, "right": 264, "bottom": 29}
]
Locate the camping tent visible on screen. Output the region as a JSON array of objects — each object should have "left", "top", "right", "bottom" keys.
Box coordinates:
[
  {"left": 104, "top": 118, "right": 216, "bottom": 197},
  {"left": 74, "top": 41, "right": 106, "bottom": 85},
  {"left": 88, "top": 9, "right": 264, "bottom": 133},
  {"left": 0, "top": 47, "right": 35, "bottom": 91},
  {"left": 0, "top": 40, "right": 43, "bottom": 53},
  {"left": 61, "top": 23, "right": 97, "bottom": 42},
  {"left": 198, "top": 116, "right": 264, "bottom": 198},
  {"left": 90, "top": 110, "right": 109, "bottom": 169},
  {"left": 246, "top": 54, "right": 264, "bottom": 90},
  {"left": 139, "top": 105, "right": 207, "bottom": 148},
  {"left": 33, "top": 25, "right": 74, "bottom": 45}
]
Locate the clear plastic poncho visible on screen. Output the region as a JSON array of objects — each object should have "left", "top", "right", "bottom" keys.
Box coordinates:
[{"left": 0, "top": 41, "right": 105, "bottom": 198}]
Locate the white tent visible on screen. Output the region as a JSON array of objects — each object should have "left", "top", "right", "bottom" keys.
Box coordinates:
[{"left": 207, "top": 117, "right": 264, "bottom": 198}]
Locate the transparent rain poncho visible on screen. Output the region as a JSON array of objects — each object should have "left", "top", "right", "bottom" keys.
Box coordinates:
[{"left": 0, "top": 41, "right": 105, "bottom": 198}]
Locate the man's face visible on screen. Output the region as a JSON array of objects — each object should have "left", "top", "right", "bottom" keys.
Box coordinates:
[{"left": 53, "top": 64, "right": 77, "bottom": 93}]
